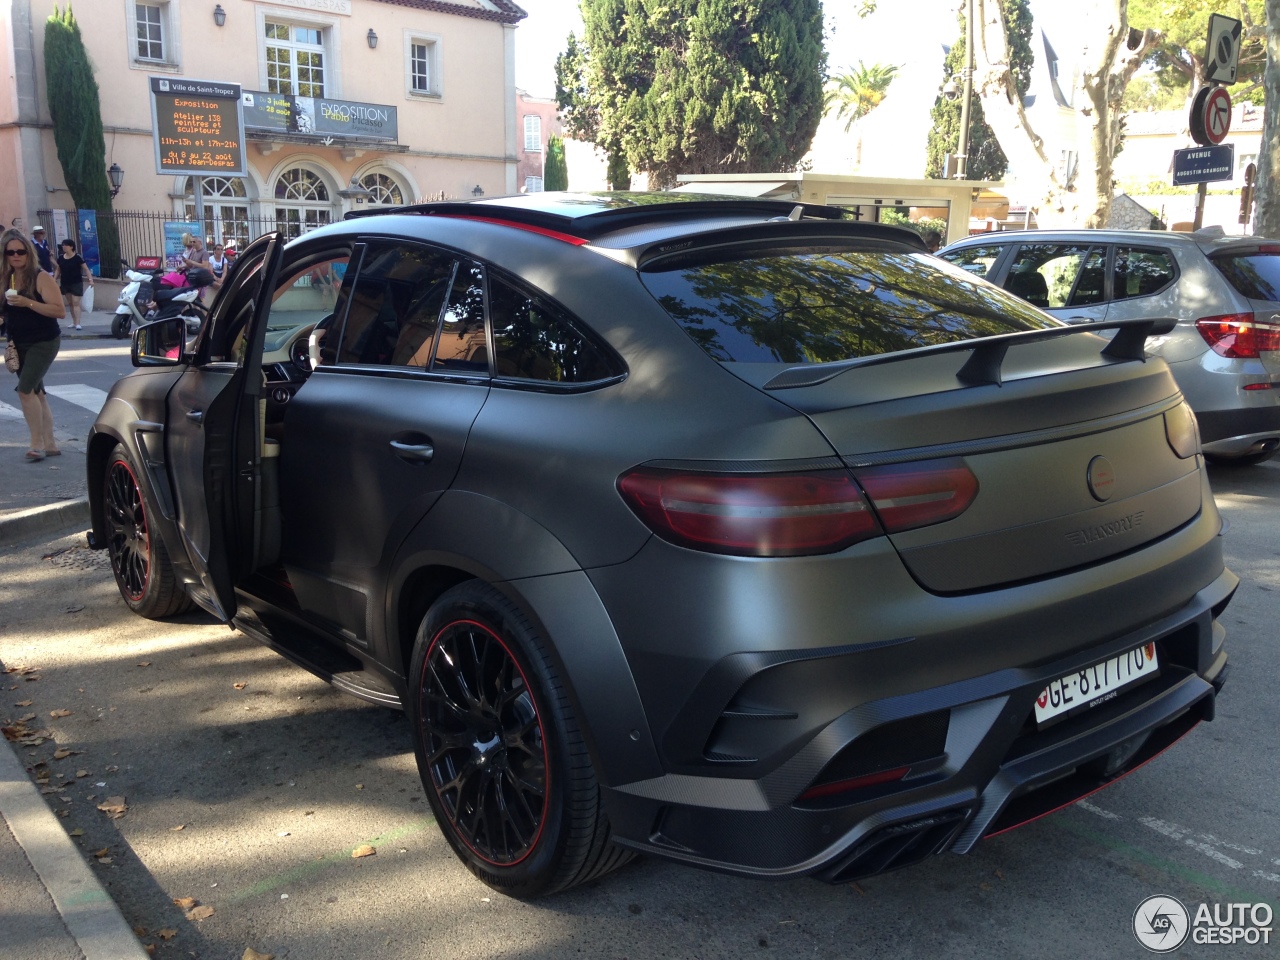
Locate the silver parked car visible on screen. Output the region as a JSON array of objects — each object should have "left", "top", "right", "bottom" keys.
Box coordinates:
[{"left": 941, "top": 229, "right": 1280, "bottom": 465}]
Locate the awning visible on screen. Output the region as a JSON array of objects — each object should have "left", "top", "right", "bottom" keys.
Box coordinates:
[{"left": 670, "top": 181, "right": 793, "bottom": 198}]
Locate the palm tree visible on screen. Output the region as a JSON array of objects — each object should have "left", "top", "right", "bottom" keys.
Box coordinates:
[{"left": 825, "top": 62, "right": 900, "bottom": 132}]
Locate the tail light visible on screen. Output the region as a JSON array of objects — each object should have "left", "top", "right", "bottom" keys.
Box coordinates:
[
  {"left": 616, "top": 468, "right": 880, "bottom": 557},
  {"left": 853, "top": 458, "right": 979, "bottom": 533},
  {"left": 1196, "top": 314, "right": 1280, "bottom": 358},
  {"left": 617, "top": 458, "right": 979, "bottom": 557}
]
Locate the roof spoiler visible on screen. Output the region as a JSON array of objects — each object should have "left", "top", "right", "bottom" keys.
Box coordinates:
[{"left": 763, "top": 317, "right": 1179, "bottom": 391}]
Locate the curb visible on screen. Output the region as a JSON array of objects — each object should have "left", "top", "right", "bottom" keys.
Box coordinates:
[
  {"left": 0, "top": 500, "right": 91, "bottom": 547},
  {"left": 0, "top": 738, "right": 150, "bottom": 960}
]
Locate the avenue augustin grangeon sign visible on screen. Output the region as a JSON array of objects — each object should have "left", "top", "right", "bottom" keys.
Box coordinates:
[
  {"left": 149, "top": 78, "right": 246, "bottom": 177},
  {"left": 240, "top": 90, "right": 398, "bottom": 142}
]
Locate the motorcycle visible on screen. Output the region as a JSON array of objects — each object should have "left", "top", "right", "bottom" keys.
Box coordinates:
[{"left": 112, "top": 261, "right": 215, "bottom": 339}]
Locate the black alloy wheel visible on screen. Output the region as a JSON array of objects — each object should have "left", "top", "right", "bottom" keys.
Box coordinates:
[
  {"left": 409, "top": 581, "right": 632, "bottom": 897},
  {"left": 102, "top": 449, "right": 192, "bottom": 619},
  {"left": 420, "top": 618, "right": 548, "bottom": 865}
]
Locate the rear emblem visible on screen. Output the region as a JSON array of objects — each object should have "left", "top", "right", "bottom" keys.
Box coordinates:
[{"left": 1087, "top": 456, "right": 1115, "bottom": 502}]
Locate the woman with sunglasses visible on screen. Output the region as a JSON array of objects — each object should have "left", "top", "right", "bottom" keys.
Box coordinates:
[{"left": 1, "top": 229, "right": 66, "bottom": 461}]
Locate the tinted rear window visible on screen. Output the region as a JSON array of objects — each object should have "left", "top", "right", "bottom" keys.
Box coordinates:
[
  {"left": 640, "top": 246, "right": 1058, "bottom": 364},
  {"left": 1214, "top": 253, "right": 1280, "bottom": 302}
]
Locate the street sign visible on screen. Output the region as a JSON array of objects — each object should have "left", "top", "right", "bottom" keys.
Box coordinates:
[
  {"left": 1190, "top": 85, "right": 1233, "bottom": 146},
  {"left": 1204, "top": 13, "right": 1243, "bottom": 84},
  {"left": 1172, "top": 144, "right": 1235, "bottom": 186},
  {"left": 149, "top": 77, "right": 246, "bottom": 177}
]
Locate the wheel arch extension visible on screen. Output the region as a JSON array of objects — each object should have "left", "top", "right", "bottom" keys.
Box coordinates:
[{"left": 385, "top": 490, "right": 665, "bottom": 787}]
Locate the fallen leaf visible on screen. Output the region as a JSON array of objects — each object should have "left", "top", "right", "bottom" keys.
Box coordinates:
[
  {"left": 232, "top": 682, "right": 247, "bottom": 690},
  {"left": 173, "top": 897, "right": 197, "bottom": 910},
  {"left": 137, "top": 662, "right": 152, "bottom": 668},
  {"left": 979, "top": 882, "right": 993, "bottom": 891},
  {"left": 995, "top": 868, "right": 1005, "bottom": 880},
  {"left": 133, "top": 926, "right": 148, "bottom": 936},
  {"left": 94, "top": 847, "right": 110, "bottom": 857},
  {"left": 186, "top": 905, "right": 215, "bottom": 921},
  {"left": 157, "top": 928, "right": 177, "bottom": 941},
  {"left": 70, "top": 828, "right": 84, "bottom": 836},
  {"left": 351, "top": 844, "right": 376, "bottom": 859},
  {"left": 58, "top": 809, "right": 70, "bottom": 818},
  {"left": 49, "top": 709, "right": 72, "bottom": 718},
  {"left": 14, "top": 699, "right": 32, "bottom": 707},
  {"left": 76, "top": 770, "right": 89, "bottom": 778},
  {"left": 850, "top": 882, "right": 866, "bottom": 895},
  {"left": 1, "top": 725, "right": 26, "bottom": 742},
  {"left": 52, "top": 748, "right": 73, "bottom": 760},
  {"left": 18, "top": 713, "right": 36, "bottom": 723},
  {"left": 143, "top": 944, "right": 156, "bottom": 957},
  {"left": 170, "top": 824, "right": 185, "bottom": 831},
  {"left": 243, "top": 949, "right": 274, "bottom": 960},
  {"left": 23, "top": 676, "right": 41, "bottom": 682},
  {"left": 64, "top": 604, "right": 84, "bottom": 614},
  {"left": 354, "top": 783, "right": 364, "bottom": 790},
  {"left": 96, "top": 797, "right": 127, "bottom": 818},
  {"left": 97, "top": 857, "right": 114, "bottom": 865}
]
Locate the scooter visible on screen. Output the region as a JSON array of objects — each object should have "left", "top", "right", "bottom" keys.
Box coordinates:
[{"left": 112, "top": 262, "right": 214, "bottom": 339}]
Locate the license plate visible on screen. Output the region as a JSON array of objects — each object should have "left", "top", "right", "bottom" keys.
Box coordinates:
[{"left": 1034, "top": 642, "right": 1159, "bottom": 727}]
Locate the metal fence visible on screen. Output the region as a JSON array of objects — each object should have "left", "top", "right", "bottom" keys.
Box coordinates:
[{"left": 37, "top": 208, "right": 326, "bottom": 278}]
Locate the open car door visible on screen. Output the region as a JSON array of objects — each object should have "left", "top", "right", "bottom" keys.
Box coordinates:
[{"left": 166, "top": 233, "right": 285, "bottom": 621}]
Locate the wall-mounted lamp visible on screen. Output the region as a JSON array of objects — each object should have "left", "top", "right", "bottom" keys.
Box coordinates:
[
  {"left": 107, "top": 163, "right": 125, "bottom": 198},
  {"left": 213, "top": 4, "right": 226, "bottom": 26},
  {"left": 367, "top": 28, "right": 378, "bottom": 49},
  {"left": 471, "top": 184, "right": 484, "bottom": 197}
]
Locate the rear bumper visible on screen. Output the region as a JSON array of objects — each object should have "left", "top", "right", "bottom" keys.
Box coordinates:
[
  {"left": 1195, "top": 404, "right": 1280, "bottom": 447},
  {"left": 600, "top": 566, "right": 1235, "bottom": 881}
]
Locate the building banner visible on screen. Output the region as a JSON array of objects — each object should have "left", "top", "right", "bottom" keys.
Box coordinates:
[
  {"left": 50, "top": 209, "right": 71, "bottom": 250},
  {"left": 77, "top": 209, "right": 101, "bottom": 277},
  {"left": 164, "top": 221, "right": 201, "bottom": 270},
  {"left": 241, "top": 91, "right": 398, "bottom": 141}
]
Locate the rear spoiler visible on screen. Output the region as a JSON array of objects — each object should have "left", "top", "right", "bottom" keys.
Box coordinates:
[{"left": 763, "top": 317, "right": 1178, "bottom": 391}]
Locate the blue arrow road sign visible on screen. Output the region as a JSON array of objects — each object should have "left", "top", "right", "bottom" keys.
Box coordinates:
[{"left": 1172, "top": 144, "right": 1234, "bottom": 186}]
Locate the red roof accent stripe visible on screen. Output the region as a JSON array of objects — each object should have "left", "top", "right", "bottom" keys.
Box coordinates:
[
  {"left": 370, "top": 0, "right": 527, "bottom": 24},
  {"left": 437, "top": 213, "right": 589, "bottom": 245}
]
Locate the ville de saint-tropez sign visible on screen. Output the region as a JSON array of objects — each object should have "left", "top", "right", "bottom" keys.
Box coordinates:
[
  {"left": 241, "top": 90, "right": 398, "bottom": 142},
  {"left": 244, "top": 0, "right": 352, "bottom": 15}
]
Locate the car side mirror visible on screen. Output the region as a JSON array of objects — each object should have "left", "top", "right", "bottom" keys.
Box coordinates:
[{"left": 132, "top": 316, "right": 189, "bottom": 367}]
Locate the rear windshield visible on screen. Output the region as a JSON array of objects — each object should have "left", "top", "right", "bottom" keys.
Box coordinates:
[
  {"left": 639, "top": 245, "right": 1058, "bottom": 364},
  {"left": 1213, "top": 252, "right": 1280, "bottom": 302}
]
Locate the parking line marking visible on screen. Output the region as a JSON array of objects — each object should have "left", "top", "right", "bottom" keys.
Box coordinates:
[
  {"left": 226, "top": 816, "right": 435, "bottom": 904},
  {"left": 1077, "top": 800, "right": 1122, "bottom": 820},
  {"left": 45, "top": 384, "right": 110, "bottom": 413},
  {"left": 0, "top": 400, "right": 22, "bottom": 420}
]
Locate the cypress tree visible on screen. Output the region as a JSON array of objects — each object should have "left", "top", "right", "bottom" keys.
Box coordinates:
[
  {"left": 44, "top": 5, "right": 119, "bottom": 275},
  {"left": 925, "top": 0, "right": 1033, "bottom": 181},
  {"left": 45, "top": 6, "right": 112, "bottom": 210},
  {"left": 569, "top": 0, "right": 826, "bottom": 189},
  {"left": 544, "top": 135, "right": 569, "bottom": 191}
]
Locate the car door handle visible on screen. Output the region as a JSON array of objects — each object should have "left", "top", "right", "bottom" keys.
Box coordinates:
[
  {"left": 389, "top": 440, "right": 434, "bottom": 463},
  {"left": 186, "top": 409, "right": 204, "bottom": 424}
]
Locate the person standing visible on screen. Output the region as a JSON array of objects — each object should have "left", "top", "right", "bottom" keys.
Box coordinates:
[
  {"left": 52, "top": 238, "right": 93, "bottom": 331},
  {"left": 31, "top": 225, "right": 54, "bottom": 274},
  {"left": 1, "top": 229, "right": 65, "bottom": 461}
]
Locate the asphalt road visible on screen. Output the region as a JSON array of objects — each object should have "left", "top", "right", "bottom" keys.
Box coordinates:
[{"left": 1, "top": 458, "right": 1277, "bottom": 959}]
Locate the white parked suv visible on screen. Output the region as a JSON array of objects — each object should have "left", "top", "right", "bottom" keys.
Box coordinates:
[{"left": 941, "top": 228, "right": 1280, "bottom": 465}]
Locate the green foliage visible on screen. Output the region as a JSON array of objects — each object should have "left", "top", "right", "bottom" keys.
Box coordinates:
[
  {"left": 879, "top": 208, "right": 948, "bottom": 238},
  {"left": 563, "top": 0, "right": 826, "bottom": 189},
  {"left": 1120, "top": 72, "right": 1191, "bottom": 112},
  {"left": 825, "top": 62, "right": 898, "bottom": 133},
  {"left": 44, "top": 6, "right": 112, "bottom": 212},
  {"left": 1128, "top": 0, "right": 1266, "bottom": 92},
  {"left": 925, "top": 0, "right": 1032, "bottom": 182},
  {"left": 544, "top": 136, "right": 569, "bottom": 191}
]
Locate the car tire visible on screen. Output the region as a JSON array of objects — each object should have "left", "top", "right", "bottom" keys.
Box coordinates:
[
  {"left": 409, "top": 581, "right": 632, "bottom": 898},
  {"left": 102, "top": 448, "right": 193, "bottom": 619},
  {"left": 111, "top": 314, "right": 130, "bottom": 339},
  {"left": 1204, "top": 449, "right": 1277, "bottom": 467}
]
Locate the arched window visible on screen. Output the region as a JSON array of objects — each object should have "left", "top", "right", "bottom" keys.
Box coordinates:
[
  {"left": 273, "top": 167, "right": 332, "bottom": 239},
  {"left": 359, "top": 172, "right": 405, "bottom": 207},
  {"left": 183, "top": 177, "right": 251, "bottom": 251}
]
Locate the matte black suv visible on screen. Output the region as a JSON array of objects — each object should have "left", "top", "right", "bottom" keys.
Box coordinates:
[{"left": 88, "top": 194, "right": 1234, "bottom": 897}]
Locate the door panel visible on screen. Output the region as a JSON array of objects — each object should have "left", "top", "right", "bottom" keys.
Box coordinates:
[
  {"left": 165, "top": 233, "right": 284, "bottom": 620},
  {"left": 277, "top": 242, "right": 490, "bottom": 647}
]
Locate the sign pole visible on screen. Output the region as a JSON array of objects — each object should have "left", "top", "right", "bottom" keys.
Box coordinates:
[
  {"left": 193, "top": 175, "right": 205, "bottom": 241},
  {"left": 1193, "top": 182, "right": 1207, "bottom": 231}
]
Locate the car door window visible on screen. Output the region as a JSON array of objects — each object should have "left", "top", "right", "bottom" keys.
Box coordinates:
[
  {"left": 335, "top": 242, "right": 457, "bottom": 368},
  {"left": 1069, "top": 246, "right": 1107, "bottom": 306},
  {"left": 489, "top": 273, "right": 619, "bottom": 383},
  {"left": 940, "top": 244, "right": 1006, "bottom": 280},
  {"left": 431, "top": 260, "right": 488, "bottom": 373},
  {"left": 1004, "top": 243, "right": 1096, "bottom": 309},
  {"left": 1113, "top": 248, "right": 1176, "bottom": 302}
]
